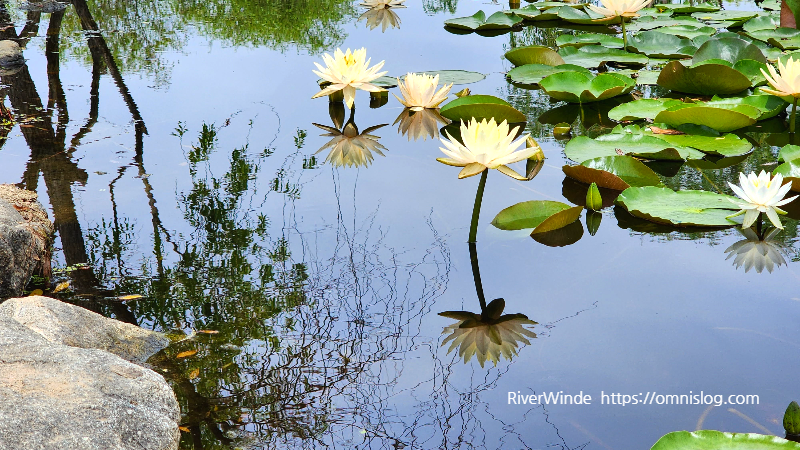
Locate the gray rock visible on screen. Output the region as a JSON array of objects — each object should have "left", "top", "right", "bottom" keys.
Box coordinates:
[
  {"left": 0, "top": 296, "right": 170, "bottom": 364},
  {"left": 0, "top": 41, "right": 23, "bottom": 68},
  {"left": 0, "top": 302, "right": 180, "bottom": 450},
  {"left": 0, "top": 185, "right": 53, "bottom": 298}
]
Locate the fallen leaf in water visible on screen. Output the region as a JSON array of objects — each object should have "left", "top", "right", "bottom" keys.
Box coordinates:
[
  {"left": 176, "top": 350, "right": 198, "bottom": 359},
  {"left": 649, "top": 126, "right": 684, "bottom": 135},
  {"left": 197, "top": 330, "right": 219, "bottom": 334},
  {"left": 178, "top": 426, "right": 190, "bottom": 433},
  {"left": 28, "top": 289, "right": 43, "bottom": 296},
  {"left": 52, "top": 281, "right": 70, "bottom": 293},
  {"left": 188, "top": 368, "right": 200, "bottom": 379},
  {"left": 118, "top": 294, "right": 143, "bottom": 301}
]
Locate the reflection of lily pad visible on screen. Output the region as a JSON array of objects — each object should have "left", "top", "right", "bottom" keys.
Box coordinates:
[
  {"left": 444, "top": 10, "right": 524, "bottom": 30},
  {"left": 686, "top": 153, "right": 750, "bottom": 170},
  {"left": 537, "top": 96, "right": 631, "bottom": 128},
  {"left": 439, "top": 95, "right": 527, "bottom": 123},
  {"left": 626, "top": 31, "right": 695, "bottom": 59},
  {"left": 556, "top": 33, "right": 623, "bottom": 48},
  {"left": 401, "top": 70, "right": 486, "bottom": 85},
  {"left": 559, "top": 45, "right": 649, "bottom": 68},
  {"left": 539, "top": 72, "right": 635, "bottom": 103},
  {"left": 531, "top": 220, "right": 584, "bottom": 246},
  {"left": 651, "top": 431, "right": 800, "bottom": 450},
  {"left": 507, "top": 63, "right": 590, "bottom": 85},
  {"left": 505, "top": 45, "right": 565, "bottom": 66},
  {"left": 615, "top": 186, "right": 739, "bottom": 227},
  {"left": 563, "top": 156, "right": 664, "bottom": 190}
]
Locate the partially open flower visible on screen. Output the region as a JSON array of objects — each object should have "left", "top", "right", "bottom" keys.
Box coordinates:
[
  {"left": 394, "top": 73, "right": 452, "bottom": 111},
  {"left": 313, "top": 119, "right": 388, "bottom": 168},
  {"left": 437, "top": 118, "right": 537, "bottom": 180},
  {"left": 760, "top": 57, "right": 800, "bottom": 99},
  {"left": 726, "top": 171, "right": 798, "bottom": 229},
  {"left": 724, "top": 228, "right": 788, "bottom": 273},
  {"left": 587, "top": 0, "right": 651, "bottom": 18},
  {"left": 312, "top": 48, "right": 387, "bottom": 109},
  {"left": 440, "top": 299, "right": 537, "bottom": 367}
]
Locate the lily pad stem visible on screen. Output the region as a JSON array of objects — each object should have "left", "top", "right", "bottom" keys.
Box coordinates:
[
  {"left": 620, "top": 17, "right": 627, "bottom": 49},
  {"left": 791, "top": 97, "right": 798, "bottom": 133},
  {"left": 468, "top": 169, "right": 488, "bottom": 243}
]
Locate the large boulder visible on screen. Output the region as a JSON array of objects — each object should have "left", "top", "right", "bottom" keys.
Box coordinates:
[
  {"left": 0, "top": 298, "right": 180, "bottom": 450},
  {"left": 0, "top": 185, "right": 53, "bottom": 298},
  {"left": 0, "top": 296, "right": 170, "bottom": 364}
]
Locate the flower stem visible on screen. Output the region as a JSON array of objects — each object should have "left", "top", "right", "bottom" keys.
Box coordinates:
[
  {"left": 621, "top": 17, "right": 627, "bottom": 49},
  {"left": 469, "top": 243, "right": 487, "bottom": 312},
  {"left": 756, "top": 212, "right": 763, "bottom": 238},
  {"left": 791, "top": 98, "right": 798, "bottom": 133},
  {"left": 468, "top": 169, "right": 488, "bottom": 244}
]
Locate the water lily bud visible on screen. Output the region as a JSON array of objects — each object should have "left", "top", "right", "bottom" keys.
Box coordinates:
[
  {"left": 785, "top": 401, "right": 800, "bottom": 436},
  {"left": 526, "top": 137, "right": 545, "bottom": 161},
  {"left": 586, "top": 210, "right": 602, "bottom": 236},
  {"left": 553, "top": 122, "right": 571, "bottom": 139},
  {"left": 586, "top": 182, "right": 603, "bottom": 211},
  {"left": 454, "top": 88, "right": 471, "bottom": 98}
]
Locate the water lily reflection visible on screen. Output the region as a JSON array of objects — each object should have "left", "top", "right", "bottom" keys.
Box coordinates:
[
  {"left": 393, "top": 107, "right": 450, "bottom": 141},
  {"left": 358, "top": 0, "right": 405, "bottom": 32},
  {"left": 724, "top": 228, "right": 788, "bottom": 274},
  {"left": 313, "top": 115, "right": 388, "bottom": 168},
  {"left": 440, "top": 299, "right": 537, "bottom": 367}
]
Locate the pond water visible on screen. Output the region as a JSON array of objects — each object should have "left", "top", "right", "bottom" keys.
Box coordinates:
[{"left": 2, "top": 0, "right": 800, "bottom": 448}]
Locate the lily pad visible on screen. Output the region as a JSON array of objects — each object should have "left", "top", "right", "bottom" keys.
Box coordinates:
[
  {"left": 691, "top": 10, "right": 759, "bottom": 25},
  {"left": 539, "top": 72, "right": 635, "bottom": 103},
  {"left": 747, "top": 27, "right": 800, "bottom": 42},
  {"left": 656, "top": 3, "right": 720, "bottom": 13},
  {"left": 439, "top": 95, "right": 527, "bottom": 123},
  {"left": 491, "top": 200, "right": 573, "bottom": 230},
  {"left": 506, "top": 5, "right": 544, "bottom": 20},
  {"left": 656, "top": 24, "right": 717, "bottom": 39},
  {"left": 505, "top": 45, "right": 565, "bottom": 66},
  {"left": 705, "top": 94, "right": 787, "bottom": 120},
  {"left": 559, "top": 45, "right": 649, "bottom": 68},
  {"left": 556, "top": 33, "right": 624, "bottom": 48},
  {"left": 530, "top": 1, "right": 585, "bottom": 10},
  {"left": 778, "top": 144, "right": 800, "bottom": 162},
  {"left": 742, "top": 14, "right": 780, "bottom": 33},
  {"left": 627, "top": 15, "right": 707, "bottom": 32},
  {"left": 555, "top": 5, "right": 618, "bottom": 25},
  {"left": 530, "top": 206, "right": 584, "bottom": 234},
  {"left": 564, "top": 127, "right": 704, "bottom": 162},
  {"left": 615, "top": 186, "right": 740, "bottom": 227},
  {"left": 768, "top": 36, "right": 800, "bottom": 50},
  {"left": 773, "top": 160, "right": 800, "bottom": 191},
  {"left": 657, "top": 61, "right": 752, "bottom": 95},
  {"left": 531, "top": 220, "right": 584, "bottom": 246},
  {"left": 507, "top": 63, "right": 591, "bottom": 85},
  {"left": 651, "top": 431, "right": 800, "bottom": 450},
  {"left": 444, "top": 10, "right": 524, "bottom": 30},
  {"left": 657, "top": 133, "right": 753, "bottom": 156},
  {"left": 563, "top": 156, "right": 664, "bottom": 190},
  {"left": 634, "top": 70, "right": 661, "bottom": 85},
  {"left": 626, "top": 30, "right": 695, "bottom": 59},
  {"left": 608, "top": 98, "right": 684, "bottom": 121},
  {"left": 692, "top": 37, "right": 767, "bottom": 65},
  {"left": 653, "top": 103, "right": 761, "bottom": 132},
  {"left": 400, "top": 70, "right": 486, "bottom": 85}
]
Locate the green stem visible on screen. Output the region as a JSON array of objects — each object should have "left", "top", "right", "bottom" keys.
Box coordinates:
[
  {"left": 468, "top": 169, "right": 488, "bottom": 243},
  {"left": 791, "top": 98, "right": 798, "bottom": 133},
  {"left": 621, "top": 17, "right": 627, "bottom": 49},
  {"left": 468, "top": 243, "right": 487, "bottom": 312}
]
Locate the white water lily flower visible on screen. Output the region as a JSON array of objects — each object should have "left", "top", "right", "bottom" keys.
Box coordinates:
[
  {"left": 313, "top": 121, "right": 388, "bottom": 168},
  {"left": 587, "top": 0, "right": 651, "bottom": 18},
  {"left": 393, "top": 107, "right": 450, "bottom": 141},
  {"left": 440, "top": 309, "right": 537, "bottom": 368},
  {"left": 312, "top": 48, "right": 387, "bottom": 109},
  {"left": 760, "top": 57, "right": 800, "bottom": 99},
  {"left": 724, "top": 228, "right": 788, "bottom": 273},
  {"left": 437, "top": 118, "right": 536, "bottom": 180},
  {"left": 394, "top": 73, "right": 452, "bottom": 111},
  {"left": 726, "top": 171, "right": 798, "bottom": 229}
]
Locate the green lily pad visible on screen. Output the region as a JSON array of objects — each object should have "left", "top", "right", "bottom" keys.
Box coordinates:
[
  {"left": 556, "top": 33, "right": 624, "bottom": 48},
  {"left": 506, "top": 5, "right": 544, "bottom": 20},
  {"left": 691, "top": 10, "right": 759, "bottom": 24},
  {"left": 444, "top": 10, "right": 524, "bottom": 30},
  {"left": 539, "top": 72, "right": 635, "bottom": 103},
  {"left": 555, "top": 5, "right": 618, "bottom": 25},
  {"left": 656, "top": 3, "right": 720, "bottom": 13},
  {"left": 706, "top": 94, "right": 788, "bottom": 120},
  {"left": 656, "top": 24, "right": 717, "bottom": 39},
  {"left": 615, "top": 186, "right": 740, "bottom": 227},
  {"left": 505, "top": 45, "right": 565, "bottom": 66},
  {"left": 507, "top": 63, "right": 591, "bottom": 85},
  {"left": 768, "top": 36, "right": 800, "bottom": 50},
  {"left": 686, "top": 153, "right": 750, "bottom": 170},
  {"left": 634, "top": 70, "right": 661, "bottom": 85},
  {"left": 692, "top": 37, "right": 767, "bottom": 65},
  {"left": 651, "top": 431, "right": 800, "bottom": 450},
  {"left": 762, "top": 0, "right": 782, "bottom": 10},
  {"left": 742, "top": 14, "right": 780, "bottom": 32},
  {"left": 439, "top": 95, "right": 527, "bottom": 123},
  {"left": 608, "top": 98, "right": 685, "bottom": 121},
  {"left": 778, "top": 144, "right": 800, "bottom": 162},
  {"left": 530, "top": 206, "right": 584, "bottom": 234},
  {"left": 530, "top": 1, "right": 585, "bottom": 10},
  {"left": 491, "top": 200, "right": 573, "bottom": 230},
  {"left": 626, "top": 30, "right": 695, "bottom": 59},
  {"left": 627, "top": 15, "right": 707, "bottom": 32},
  {"left": 401, "top": 70, "right": 486, "bottom": 85},
  {"left": 747, "top": 27, "right": 800, "bottom": 42},
  {"left": 564, "top": 127, "right": 703, "bottom": 162},
  {"left": 654, "top": 103, "right": 761, "bottom": 132},
  {"left": 559, "top": 45, "right": 649, "bottom": 68},
  {"left": 563, "top": 156, "right": 664, "bottom": 190},
  {"left": 773, "top": 159, "right": 800, "bottom": 191},
  {"left": 657, "top": 60, "right": 752, "bottom": 95},
  {"left": 657, "top": 133, "right": 753, "bottom": 156}
]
